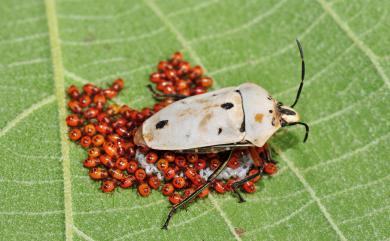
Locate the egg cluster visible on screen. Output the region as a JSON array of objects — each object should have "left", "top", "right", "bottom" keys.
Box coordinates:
[{"left": 66, "top": 52, "right": 278, "bottom": 204}]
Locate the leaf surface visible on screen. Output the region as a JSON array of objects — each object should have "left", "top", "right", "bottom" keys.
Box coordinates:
[{"left": 0, "top": 0, "right": 389, "bottom": 240}]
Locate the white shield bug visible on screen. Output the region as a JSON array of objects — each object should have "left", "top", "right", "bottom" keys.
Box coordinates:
[{"left": 134, "top": 40, "right": 309, "bottom": 229}]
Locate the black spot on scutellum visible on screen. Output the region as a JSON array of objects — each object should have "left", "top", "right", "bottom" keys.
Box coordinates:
[
  {"left": 218, "top": 128, "right": 222, "bottom": 135},
  {"left": 221, "top": 102, "right": 234, "bottom": 109},
  {"left": 156, "top": 120, "right": 168, "bottom": 129}
]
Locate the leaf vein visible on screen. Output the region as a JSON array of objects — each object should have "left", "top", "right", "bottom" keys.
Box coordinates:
[
  {"left": 209, "top": 13, "right": 326, "bottom": 77},
  {"left": 274, "top": 147, "right": 348, "bottom": 241},
  {"left": 74, "top": 200, "right": 164, "bottom": 215},
  {"left": 0, "top": 210, "right": 64, "bottom": 216},
  {"left": 60, "top": 27, "right": 166, "bottom": 46},
  {"left": 0, "top": 32, "right": 48, "bottom": 45},
  {"left": 0, "top": 95, "right": 55, "bottom": 139},
  {"left": 340, "top": 205, "right": 390, "bottom": 225},
  {"left": 113, "top": 208, "right": 214, "bottom": 241},
  {"left": 73, "top": 225, "right": 96, "bottom": 241},
  {"left": 317, "top": 0, "right": 390, "bottom": 89},
  {"left": 303, "top": 132, "right": 390, "bottom": 173},
  {"left": 209, "top": 194, "right": 243, "bottom": 241},
  {"left": 189, "top": 0, "right": 288, "bottom": 44},
  {"left": 58, "top": 5, "right": 140, "bottom": 21},
  {"left": 323, "top": 174, "right": 390, "bottom": 200},
  {"left": 0, "top": 178, "right": 63, "bottom": 185},
  {"left": 309, "top": 87, "right": 381, "bottom": 126},
  {"left": 143, "top": 0, "right": 220, "bottom": 87},
  {"left": 245, "top": 200, "right": 315, "bottom": 237},
  {"left": 274, "top": 43, "right": 354, "bottom": 98},
  {"left": 1, "top": 57, "right": 49, "bottom": 70},
  {"left": 167, "top": 0, "right": 220, "bottom": 18},
  {"left": 3, "top": 16, "right": 46, "bottom": 27}
]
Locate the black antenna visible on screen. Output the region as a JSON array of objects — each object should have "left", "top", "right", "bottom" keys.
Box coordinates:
[
  {"left": 291, "top": 39, "right": 305, "bottom": 108},
  {"left": 287, "top": 122, "right": 309, "bottom": 142}
]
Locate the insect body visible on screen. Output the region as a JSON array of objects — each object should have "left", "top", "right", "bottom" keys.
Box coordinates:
[
  {"left": 134, "top": 40, "right": 309, "bottom": 230},
  {"left": 135, "top": 82, "right": 305, "bottom": 152}
]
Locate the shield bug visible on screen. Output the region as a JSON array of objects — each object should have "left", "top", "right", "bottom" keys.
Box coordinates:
[{"left": 134, "top": 40, "right": 309, "bottom": 229}]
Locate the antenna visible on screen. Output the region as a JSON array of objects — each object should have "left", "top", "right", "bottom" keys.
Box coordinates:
[
  {"left": 291, "top": 39, "right": 305, "bottom": 108},
  {"left": 287, "top": 122, "right": 309, "bottom": 142}
]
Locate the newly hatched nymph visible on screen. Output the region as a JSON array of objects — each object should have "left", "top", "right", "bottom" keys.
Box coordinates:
[{"left": 134, "top": 40, "right": 309, "bottom": 229}]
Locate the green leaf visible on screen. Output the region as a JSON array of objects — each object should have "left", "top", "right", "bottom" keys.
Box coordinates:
[{"left": 1, "top": 0, "right": 389, "bottom": 240}]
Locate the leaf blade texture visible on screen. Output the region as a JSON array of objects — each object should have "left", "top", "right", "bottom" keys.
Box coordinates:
[{"left": 0, "top": 0, "right": 389, "bottom": 240}]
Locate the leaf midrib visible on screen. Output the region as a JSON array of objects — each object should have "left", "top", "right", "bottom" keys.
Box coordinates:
[{"left": 45, "top": 0, "right": 73, "bottom": 240}]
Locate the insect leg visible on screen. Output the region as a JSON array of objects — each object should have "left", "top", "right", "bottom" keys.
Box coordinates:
[
  {"left": 147, "top": 84, "right": 187, "bottom": 100},
  {"left": 162, "top": 150, "right": 234, "bottom": 230},
  {"left": 231, "top": 168, "right": 263, "bottom": 203},
  {"left": 265, "top": 144, "right": 277, "bottom": 164},
  {"left": 231, "top": 145, "right": 274, "bottom": 202}
]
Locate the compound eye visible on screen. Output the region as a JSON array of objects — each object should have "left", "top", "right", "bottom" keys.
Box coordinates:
[
  {"left": 280, "top": 119, "right": 287, "bottom": 127},
  {"left": 280, "top": 108, "right": 296, "bottom": 116}
]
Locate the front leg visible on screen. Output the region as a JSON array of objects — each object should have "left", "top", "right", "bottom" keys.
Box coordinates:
[
  {"left": 162, "top": 150, "right": 234, "bottom": 230},
  {"left": 231, "top": 168, "right": 263, "bottom": 203}
]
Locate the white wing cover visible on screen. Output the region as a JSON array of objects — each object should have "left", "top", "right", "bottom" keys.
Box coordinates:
[{"left": 142, "top": 87, "right": 245, "bottom": 150}]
